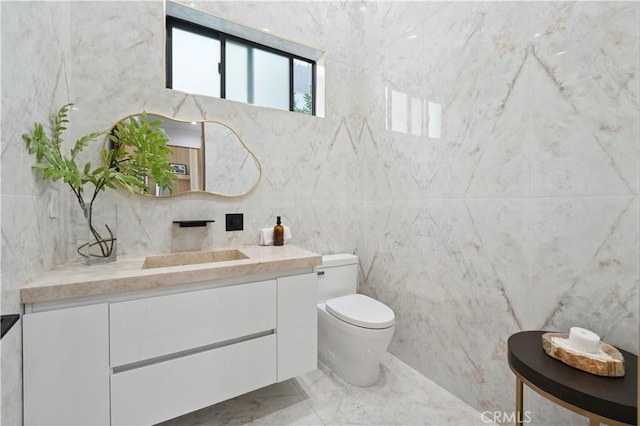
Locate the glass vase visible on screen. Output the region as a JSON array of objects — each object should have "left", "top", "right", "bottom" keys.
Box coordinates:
[{"left": 74, "top": 201, "right": 117, "bottom": 265}]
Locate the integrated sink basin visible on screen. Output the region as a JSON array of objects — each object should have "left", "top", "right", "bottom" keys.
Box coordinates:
[{"left": 142, "top": 249, "right": 249, "bottom": 269}]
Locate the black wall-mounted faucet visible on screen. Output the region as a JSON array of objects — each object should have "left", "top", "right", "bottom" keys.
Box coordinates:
[{"left": 172, "top": 220, "right": 215, "bottom": 228}]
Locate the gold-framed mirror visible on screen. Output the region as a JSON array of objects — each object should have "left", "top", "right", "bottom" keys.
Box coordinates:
[{"left": 105, "top": 114, "right": 261, "bottom": 197}]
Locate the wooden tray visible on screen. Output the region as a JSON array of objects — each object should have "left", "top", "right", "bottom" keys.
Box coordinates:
[{"left": 542, "top": 332, "right": 625, "bottom": 377}]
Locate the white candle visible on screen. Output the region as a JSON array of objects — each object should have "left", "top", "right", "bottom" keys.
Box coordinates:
[{"left": 568, "top": 327, "right": 600, "bottom": 353}]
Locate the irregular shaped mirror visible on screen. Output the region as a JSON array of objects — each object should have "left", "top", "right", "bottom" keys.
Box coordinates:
[{"left": 106, "top": 114, "right": 261, "bottom": 197}]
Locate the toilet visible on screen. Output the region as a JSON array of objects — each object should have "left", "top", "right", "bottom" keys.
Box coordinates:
[{"left": 317, "top": 254, "right": 395, "bottom": 387}]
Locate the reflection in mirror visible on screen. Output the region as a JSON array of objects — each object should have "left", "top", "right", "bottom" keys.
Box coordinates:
[
  {"left": 106, "top": 114, "right": 261, "bottom": 197},
  {"left": 155, "top": 116, "right": 204, "bottom": 195},
  {"left": 204, "top": 123, "right": 260, "bottom": 195}
]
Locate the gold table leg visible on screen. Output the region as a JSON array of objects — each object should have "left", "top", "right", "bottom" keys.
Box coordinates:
[
  {"left": 509, "top": 365, "right": 629, "bottom": 426},
  {"left": 516, "top": 376, "right": 524, "bottom": 425}
]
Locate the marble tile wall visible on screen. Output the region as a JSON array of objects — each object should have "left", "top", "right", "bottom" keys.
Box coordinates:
[
  {"left": 357, "top": 2, "right": 639, "bottom": 424},
  {"left": 1, "top": 2, "right": 72, "bottom": 424},
  {"left": 66, "top": 1, "right": 363, "bottom": 258}
]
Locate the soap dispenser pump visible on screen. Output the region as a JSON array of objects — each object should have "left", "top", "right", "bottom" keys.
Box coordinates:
[{"left": 273, "top": 216, "right": 284, "bottom": 246}]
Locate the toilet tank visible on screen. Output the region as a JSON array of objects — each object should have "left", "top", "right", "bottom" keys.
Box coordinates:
[{"left": 316, "top": 254, "right": 358, "bottom": 303}]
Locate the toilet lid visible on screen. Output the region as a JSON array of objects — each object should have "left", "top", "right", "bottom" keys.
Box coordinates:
[{"left": 325, "top": 294, "right": 395, "bottom": 329}]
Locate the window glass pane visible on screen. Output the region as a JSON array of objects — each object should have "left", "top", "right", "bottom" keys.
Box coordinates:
[
  {"left": 172, "top": 28, "right": 220, "bottom": 97},
  {"left": 253, "top": 48, "right": 289, "bottom": 111},
  {"left": 293, "top": 59, "right": 313, "bottom": 114},
  {"left": 225, "top": 40, "right": 248, "bottom": 103}
]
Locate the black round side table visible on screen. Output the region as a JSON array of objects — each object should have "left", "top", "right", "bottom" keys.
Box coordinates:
[{"left": 507, "top": 331, "right": 637, "bottom": 426}]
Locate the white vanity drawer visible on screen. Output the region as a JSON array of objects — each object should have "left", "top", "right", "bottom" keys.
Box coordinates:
[
  {"left": 24, "top": 304, "right": 110, "bottom": 426},
  {"left": 110, "top": 279, "right": 276, "bottom": 367},
  {"left": 110, "top": 334, "right": 276, "bottom": 426}
]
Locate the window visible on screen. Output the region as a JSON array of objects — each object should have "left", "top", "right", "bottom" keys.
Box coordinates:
[
  {"left": 169, "top": 23, "right": 220, "bottom": 98},
  {"left": 166, "top": 15, "right": 316, "bottom": 115}
]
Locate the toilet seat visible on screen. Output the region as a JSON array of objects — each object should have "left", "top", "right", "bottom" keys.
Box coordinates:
[{"left": 325, "top": 294, "right": 395, "bottom": 329}]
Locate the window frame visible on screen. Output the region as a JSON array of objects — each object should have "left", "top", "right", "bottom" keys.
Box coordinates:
[{"left": 166, "top": 16, "right": 316, "bottom": 115}]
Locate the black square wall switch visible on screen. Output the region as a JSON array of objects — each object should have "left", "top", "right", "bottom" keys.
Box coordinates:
[{"left": 226, "top": 213, "right": 244, "bottom": 231}]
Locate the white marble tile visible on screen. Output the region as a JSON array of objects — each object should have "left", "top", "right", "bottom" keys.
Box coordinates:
[
  {"left": 185, "top": 1, "right": 362, "bottom": 68},
  {"left": 529, "top": 2, "right": 639, "bottom": 194},
  {"left": 114, "top": 193, "right": 196, "bottom": 256},
  {"left": 160, "top": 352, "right": 489, "bottom": 426},
  {"left": 301, "top": 353, "right": 490, "bottom": 426},
  {"left": 69, "top": 2, "right": 164, "bottom": 122},
  {"left": 530, "top": 59, "right": 635, "bottom": 196},
  {"left": 362, "top": 2, "right": 535, "bottom": 200},
  {"left": 2, "top": 194, "right": 70, "bottom": 294},
  {"left": 527, "top": 3, "right": 639, "bottom": 196},
  {"left": 160, "top": 379, "right": 323, "bottom": 426},
  {"left": 530, "top": 196, "right": 639, "bottom": 352},
  {"left": 463, "top": 197, "right": 531, "bottom": 330},
  {"left": 464, "top": 55, "right": 532, "bottom": 198},
  {"left": 310, "top": 118, "right": 360, "bottom": 202},
  {"left": 1, "top": 1, "right": 71, "bottom": 198}
]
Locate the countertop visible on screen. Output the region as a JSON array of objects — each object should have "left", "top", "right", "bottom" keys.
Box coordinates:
[{"left": 21, "top": 245, "right": 322, "bottom": 304}]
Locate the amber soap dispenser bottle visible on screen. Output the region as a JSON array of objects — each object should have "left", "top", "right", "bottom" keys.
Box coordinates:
[{"left": 273, "top": 216, "right": 284, "bottom": 246}]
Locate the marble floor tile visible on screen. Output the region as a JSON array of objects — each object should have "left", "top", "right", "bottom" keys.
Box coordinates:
[{"left": 160, "top": 352, "right": 488, "bottom": 426}]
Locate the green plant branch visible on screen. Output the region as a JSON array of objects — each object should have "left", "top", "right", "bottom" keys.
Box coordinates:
[{"left": 23, "top": 104, "right": 176, "bottom": 261}]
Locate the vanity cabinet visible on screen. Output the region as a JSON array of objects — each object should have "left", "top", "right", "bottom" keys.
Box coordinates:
[
  {"left": 23, "top": 303, "right": 110, "bottom": 425},
  {"left": 277, "top": 273, "right": 317, "bottom": 382},
  {"left": 110, "top": 280, "right": 277, "bottom": 425},
  {"left": 23, "top": 271, "right": 317, "bottom": 425},
  {"left": 111, "top": 335, "right": 277, "bottom": 425},
  {"left": 109, "top": 279, "right": 277, "bottom": 367}
]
